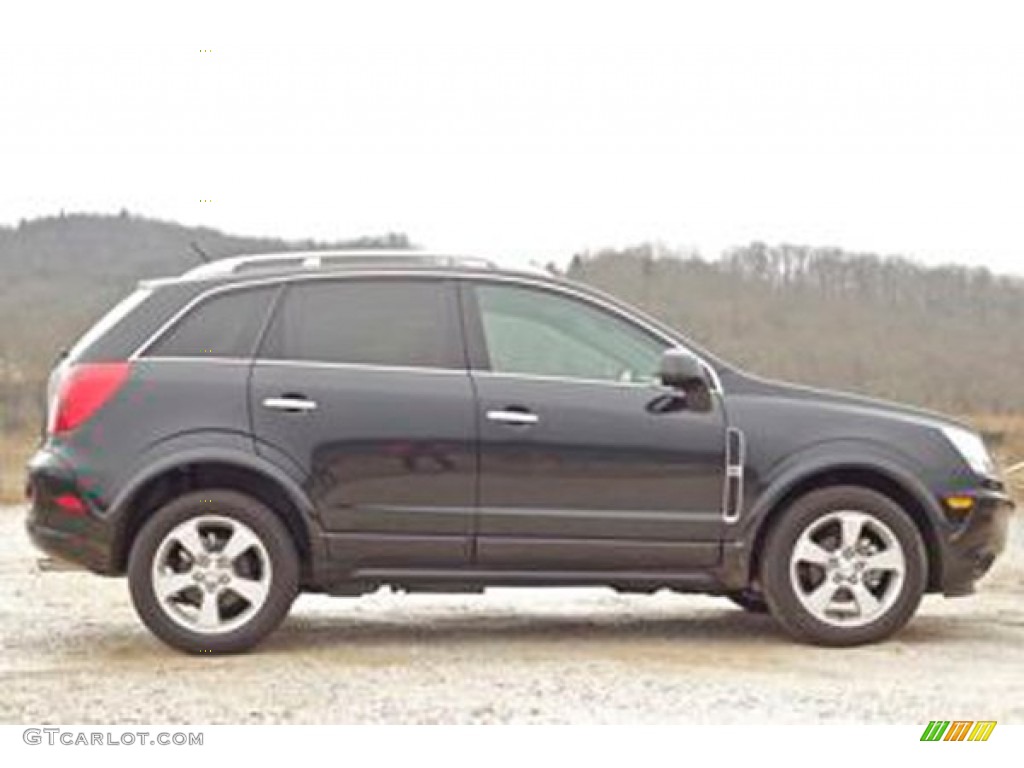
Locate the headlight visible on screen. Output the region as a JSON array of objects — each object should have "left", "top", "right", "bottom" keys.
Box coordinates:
[{"left": 941, "top": 426, "right": 998, "bottom": 478}]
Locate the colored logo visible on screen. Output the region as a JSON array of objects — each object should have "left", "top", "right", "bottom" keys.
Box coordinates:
[{"left": 920, "top": 720, "right": 996, "bottom": 741}]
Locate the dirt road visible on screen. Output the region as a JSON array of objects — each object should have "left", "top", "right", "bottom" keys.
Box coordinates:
[{"left": 1, "top": 506, "right": 1021, "bottom": 724}]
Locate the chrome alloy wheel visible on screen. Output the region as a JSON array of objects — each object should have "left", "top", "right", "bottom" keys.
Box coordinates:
[
  {"left": 788, "top": 510, "right": 906, "bottom": 627},
  {"left": 151, "top": 515, "right": 272, "bottom": 634}
]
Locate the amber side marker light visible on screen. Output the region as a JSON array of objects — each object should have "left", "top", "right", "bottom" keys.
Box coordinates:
[{"left": 944, "top": 495, "right": 976, "bottom": 519}]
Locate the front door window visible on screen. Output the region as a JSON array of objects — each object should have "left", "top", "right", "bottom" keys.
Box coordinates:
[{"left": 473, "top": 283, "right": 665, "bottom": 384}]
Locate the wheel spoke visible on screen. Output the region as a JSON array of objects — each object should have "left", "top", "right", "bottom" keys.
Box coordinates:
[
  {"left": 155, "top": 570, "right": 193, "bottom": 600},
  {"left": 221, "top": 525, "right": 261, "bottom": 563},
  {"left": 862, "top": 547, "right": 904, "bottom": 574},
  {"left": 838, "top": 512, "right": 866, "bottom": 550},
  {"left": 793, "top": 536, "right": 832, "bottom": 566},
  {"left": 803, "top": 580, "right": 838, "bottom": 614},
  {"left": 196, "top": 591, "right": 221, "bottom": 629},
  {"left": 173, "top": 520, "right": 207, "bottom": 560},
  {"left": 850, "top": 582, "right": 882, "bottom": 617},
  {"left": 228, "top": 577, "right": 270, "bottom": 607}
]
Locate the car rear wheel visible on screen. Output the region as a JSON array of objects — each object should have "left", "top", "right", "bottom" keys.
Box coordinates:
[
  {"left": 128, "top": 489, "right": 299, "bottom": 654},
  {"left": 760, "top": 485, "right": 927, "bottom": 646}
]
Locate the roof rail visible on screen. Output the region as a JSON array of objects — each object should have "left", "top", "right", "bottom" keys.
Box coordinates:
[{"left": 183, "top": 250, "right": 499, "bottom": 279}]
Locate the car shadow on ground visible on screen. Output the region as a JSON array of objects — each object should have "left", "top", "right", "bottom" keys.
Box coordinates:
[
  {"left": 22, "top": 601, "right": 1012, "bottom": 662},
  {"left": 248, "top": 603, "right": 1011, "bottom": 656},
  {"left": 265, "top": 606, "right": 786, "bottom": 651}
]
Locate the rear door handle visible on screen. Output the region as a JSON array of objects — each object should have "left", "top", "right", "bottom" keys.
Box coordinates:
[
  {"left": 486, "top": 409, "right": 539, "bottom": 426},
  {"left": 262, "top": 396, "right": 317, "bottom": 412}
]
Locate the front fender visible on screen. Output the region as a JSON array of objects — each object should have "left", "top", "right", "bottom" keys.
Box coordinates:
[
  {"left": 745, "top": 438, "right": 947, "bottom": 535},
  {"left": 717, "top": 437, "right": 949, "bottom": 589}
]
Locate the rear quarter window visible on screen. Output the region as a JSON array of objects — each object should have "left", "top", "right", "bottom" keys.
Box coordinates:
[{"left": 144, "top": 285, "right": 278, "bottom": 359}]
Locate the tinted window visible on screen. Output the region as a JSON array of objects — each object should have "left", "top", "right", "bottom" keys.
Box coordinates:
[
  {"left": 260, "top": 279, "right": 461, "bottom": 369},
  {"left": 68, "top": 287, "right": 152, "bottom": 362},
  {"left": 474, "top": 283, "right": 665, "bottom": 382},
  {"left": 146, "top": 286, "right": 276, "bottom": 358}
]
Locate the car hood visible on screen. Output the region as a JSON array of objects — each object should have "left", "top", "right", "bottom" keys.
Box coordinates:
[{"left": 719, "top": 369, "right": 965, "bottom": 433}]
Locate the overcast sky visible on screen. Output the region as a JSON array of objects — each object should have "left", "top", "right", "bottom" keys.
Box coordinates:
[{"left": 2, "top": 1, "right": 1023, "bottom": 273}]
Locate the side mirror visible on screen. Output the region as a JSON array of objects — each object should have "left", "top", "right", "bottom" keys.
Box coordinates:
[
  {"left": 658, "top": 348, "right": 713, "bottom": 411},
  {"left": 659, "top": 348, "right": 704, "bottom": 389}
]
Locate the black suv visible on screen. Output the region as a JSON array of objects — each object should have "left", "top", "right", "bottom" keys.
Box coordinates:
[{"left": 26, "top": 251, "right": 1014, "bottom": 653}]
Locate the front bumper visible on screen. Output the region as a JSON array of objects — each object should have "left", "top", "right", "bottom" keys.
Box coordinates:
[
  {"left": 939, "top": 488, "right": 1015, "bottom": 596},
  {"left": 24, "top": 448, "right": 118, "bottom": 575}
]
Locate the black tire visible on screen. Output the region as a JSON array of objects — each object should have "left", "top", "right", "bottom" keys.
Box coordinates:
[
  {"left": 726, "top": 588, "right": 769, "bottom": 613},
  {"left": 760, "top": 485, "right": 927, "bottom": 647},
  {"left": 128, "top": 489, "right": 299, "bottom": 654}
]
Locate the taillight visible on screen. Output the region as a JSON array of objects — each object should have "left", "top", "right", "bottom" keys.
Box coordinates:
[
  {"left": 49, "top": 362, "right": 131, "bottom": 435},
  {"left": 54, "top": 493, "right": 87, "bottom": 514}
]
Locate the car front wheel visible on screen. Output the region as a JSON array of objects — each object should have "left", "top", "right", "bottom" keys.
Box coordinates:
[
  {"left": 128, "top": 489, "right": 299, "bottom": 654},
  {"left": 760, "top": 485, "right": 927, "bottom": 646}
]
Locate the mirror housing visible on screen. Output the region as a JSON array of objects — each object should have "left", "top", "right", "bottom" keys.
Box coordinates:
[
  {"left": 659, "top": 348, "right": 704, "bottom": 389},
  {"left": 659, "top": 348, "right": 712, "bottom": 411}
]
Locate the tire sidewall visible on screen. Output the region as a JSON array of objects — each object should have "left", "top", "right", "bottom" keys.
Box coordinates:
[
  {"left": 761, "top": 486, "right": 927, "bottom": 646},
  {"left": 128, "top": 489, "right": 299, "bottom": 654},
  {"left": 726, "top": 588, "right": 770, "bottom": 614}
]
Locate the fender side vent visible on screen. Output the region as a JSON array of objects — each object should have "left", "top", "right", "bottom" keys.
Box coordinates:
[{"left": 723, "top": 427, "right": 745, "bottom": 523}]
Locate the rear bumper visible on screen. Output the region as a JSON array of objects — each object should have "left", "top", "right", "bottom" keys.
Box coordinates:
[
  {"left": 939, "top": 489, "right": 1014, "bottom": 596},
  {"left": 24, "top": 448, "right": 118, "bottom": 575}
]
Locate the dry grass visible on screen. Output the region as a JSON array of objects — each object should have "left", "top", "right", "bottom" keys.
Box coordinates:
[
  {"left": 1, "top": 429, "right": 37, "bottom": 504},
  {"left": 965, "top": 413, "right": 1024, "bottom": 501},
  {"left": 967, "top": 413, "right": 1024, "bottom": 455}
]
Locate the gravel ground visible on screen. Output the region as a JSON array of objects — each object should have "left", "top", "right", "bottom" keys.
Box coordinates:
[{"left": 1, "top": 506, "right": 1022, "bottom": 724}]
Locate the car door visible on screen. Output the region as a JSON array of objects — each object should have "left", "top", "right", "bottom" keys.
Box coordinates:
[
  {"left": 249, "top": 276, "right": 476, "bottom": 571},
  {"left": 461, "top": 279, "right": 727, "bottom": 571}
]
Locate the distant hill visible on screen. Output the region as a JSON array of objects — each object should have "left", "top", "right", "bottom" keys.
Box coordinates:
[
  {"left": 0, "top": 212, "right": 409, "bottom": 428},
  {"left": 1, "top": 213, "right": 1022, "bottom": 437},
  {"left": 0, "top": 210, "right": 409, "bottom": 280}
]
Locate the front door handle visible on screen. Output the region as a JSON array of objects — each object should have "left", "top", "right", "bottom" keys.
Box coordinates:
[
  {"left": 263, "top": 396, "right": 318, "bottom": 412},
  {"left": 486, "top": 409, "right": 539, "bottom": 426}
]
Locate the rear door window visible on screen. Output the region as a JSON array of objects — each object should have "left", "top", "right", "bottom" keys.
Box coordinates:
[{"left": 258, "top": 278, "right": 463, "bottom": 369}]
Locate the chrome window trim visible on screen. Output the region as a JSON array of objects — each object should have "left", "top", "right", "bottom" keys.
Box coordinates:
[
  {"left": 131, "top": 356, "right": 252, "bottom": 365},
  {"left": 136, "top": 356, "right": 709, "bottom": 392},
  {"left": 472, "top": 369, "right": 700, "bottom": 393},
  {"left": 129, "top": 269, "right": 723, "bottom": 393},
  {"left": 252, "top": 358, "right": 468, "bottom": 377}
]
